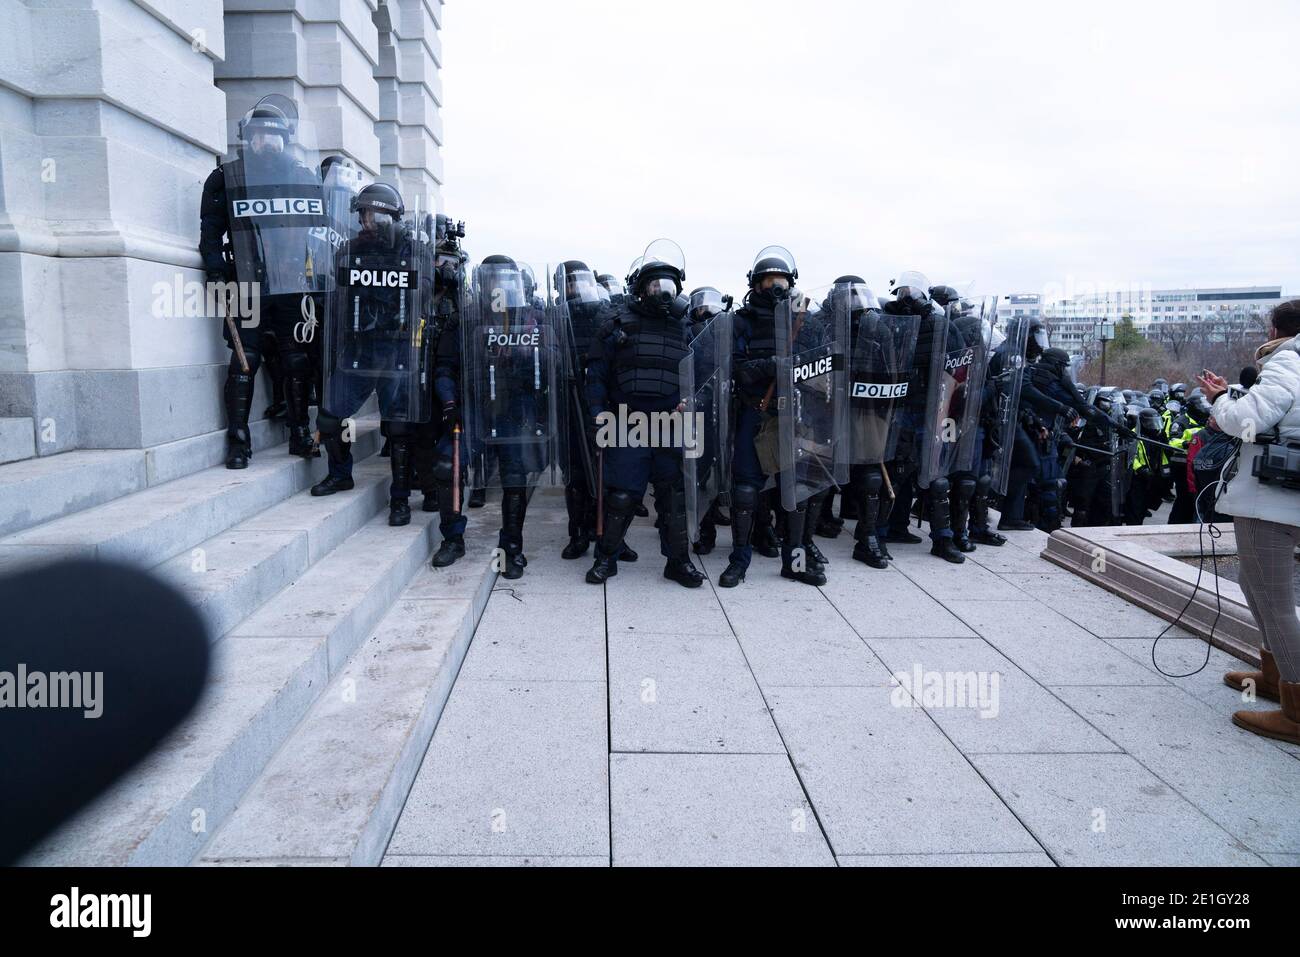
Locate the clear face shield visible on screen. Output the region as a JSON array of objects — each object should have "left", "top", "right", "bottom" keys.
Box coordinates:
[
  {"left": 1031, "top": 327, "right": 1051, "bottom": 353},
  {"left": 846, "top": 283, "right": 878, "bottom": 313},
  {"left": 689, "top": 288, "right": 725, "bottom": 323},
  {"left": 479, "top": 265, "right": 527, "bottom": 315},
  {"left": 891, "top": 270, "right": 932, "bottom": 310},
  {"left": 563, "top": 269, "right": 602, "bottom": 306},
  {"left": 641, "top": 275, "right": 681, "bottom": 306},
  {"left": 357, "top": 207, "right": 399, "bottom": 244}
]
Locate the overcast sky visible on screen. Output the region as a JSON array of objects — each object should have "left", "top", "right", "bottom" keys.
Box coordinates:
[{"left": 439, "top": 0, "right": 1299, "bottom": 301}]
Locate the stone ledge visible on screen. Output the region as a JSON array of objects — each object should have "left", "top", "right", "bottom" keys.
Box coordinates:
[{"left": 1039, "top": 524, "right": 1284, "bottom": 667}]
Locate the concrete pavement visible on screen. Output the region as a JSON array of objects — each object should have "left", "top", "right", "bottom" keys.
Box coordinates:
[{"left": 383, "top": 496, "right": 1300, "bottom": 866}]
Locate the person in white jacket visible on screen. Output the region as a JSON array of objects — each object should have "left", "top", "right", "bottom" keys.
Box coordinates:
[{"left": 1197, "top": 299, "right": 1300, "bottom": 745}]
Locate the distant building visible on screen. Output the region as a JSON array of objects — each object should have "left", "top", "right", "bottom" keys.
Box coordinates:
[{"left": 997, "top": 286, "right": 1285, "bottom": 358}]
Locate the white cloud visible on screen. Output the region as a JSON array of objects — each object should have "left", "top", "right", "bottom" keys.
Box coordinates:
[{"left": 440, "top": 0, "right": 1300, "bottom": 299}]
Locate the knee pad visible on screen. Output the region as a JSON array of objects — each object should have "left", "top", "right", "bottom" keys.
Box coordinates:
[
  {"left": 864, "top": 469, "right": 883, "bottom": 496},
  {"left": 431, "top": 455, "right": 455, "bottom": 486},
  {"left": 283, "top": 349, "right": 311, "bottom": 377},
  {"left": 607, "top": 489, "right": 636, "bottom": 514},
  {"left": 956, "top": 477, "right": 976, "bottom": 502},
  {"left": 230, "top": 347, "right": 262, "bottom": 376},
  {"left": 731, "top": 483, "right": 760, "bottom": 511},
  {"left": 976, "top": 474, "right": 992, "bottom": 497},
  {"left": 929, "top": 476, "right": 950, "bottom": 498},
  {"left": 315, "top": 409, "right": 345, "bottom": 438},
  {"left": 385, "top": 420, "right": 414, "bottom": 439}
]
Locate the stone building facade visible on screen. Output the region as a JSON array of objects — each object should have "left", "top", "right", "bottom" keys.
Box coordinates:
[{"left": 0, "top": 0, "right": 444, "bottom": 462}]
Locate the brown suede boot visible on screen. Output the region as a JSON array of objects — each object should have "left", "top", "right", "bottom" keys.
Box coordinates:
[
  {"left": 1224, "top": 648, "right": 1281, "bottom": 703},
  {"left": 1232, "top": 680, "right": 1300, "bottom": 746}
]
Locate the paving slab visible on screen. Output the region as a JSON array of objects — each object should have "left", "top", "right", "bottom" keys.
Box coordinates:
[
  {"left": 868, "top": 638, "right": 1120, "bottom": 754},
  {"left": 459, "top": 614, "right": 606, "bottom": 683},
  {"left": 819, "top": 572, "right": 979, "bottom": 639},
  {"left": 1103, "top": 637, "right": 1296, "bottom": 729},
  {"left": 609, "top": 753, "right": 836, "bottom": 866},
  {"left": 382, "top": 855, "right": 607, "bottom": 867},
  {"left": 604, "top": 579, "right": 734, "bottom": 635},
  {"left": 889, "top": 551, "right": 1034, "bottom": 603},
  {"left": 767, "top": 685, "right": 1041, "bottom": 855},
  {"left": 735, "top": 626, "right": 893, "bottom": 688},
  {"left": 1001, "top": 571, "right": 1197, "bottom": 639},
  {"left": 387, "top": 679, "right": 609, "bottom": 858},
  {"left": 1052, "top": 685, "right": 1300, "bottom": 854},
  {"left": 944, "top": 599, "right": 1168, "bottom": 686},
  {"left": 608, "top": 632, "right": 784, "bottom": 753},
  {"left": 839, "top": 852, "right": 1056, "bottom": 867},
  {"left": 971, "top": 753, "right": 1264, "bottom": 866}
]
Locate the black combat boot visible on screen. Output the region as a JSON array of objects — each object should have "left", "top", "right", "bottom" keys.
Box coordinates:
[
  {"left": 224, "top": 370, "right": 255, "bottom": 470},
  {"left": 587, "top": 491, "right": 636, "bottom": 584},
  {"left": 718, "top": 484, "right": 757, "bottom": 588},
  {"left": 431, "top": 481, "right": 465, "bottom": 567},
  {"left": 951, "top": 480, "right": 976, "bottom": 553},
  {"left": 655, "top": 482, "right": 704, "bottom": 589},
  {"left": 815, "top": 492, "right": 843, "bottom": 538},
  {"left": 927, "top": 479, "right": 966, "bottom": 564},
  {"left": 388, "top": 440, "right": 413, "bottom": 526},
  {"left": 284, "top": 372, "right": 318, "bottom": 459},
  {"left": 432, "top": 535, "right": 465, "bottom": 568},
  {"left": 852, "top": 484, "right": 889, "bottom": 569},
  {"left": 499, "top": 488, "right": 528, "bottom": 580},
  {"left": 780, "top": 506, "right": 827, "bottom": 586},
  {"left": 969, "top": 482, "right": 1007, "bottom": 545},
  {"left": 468, "top": 487, "right": 486, "bottom": 508},
  {"left": 562, "top": 485, "right": 592, "bottom": 560},
  {"left": 311, "top": 435, "right": 354, "bottom": 496}
]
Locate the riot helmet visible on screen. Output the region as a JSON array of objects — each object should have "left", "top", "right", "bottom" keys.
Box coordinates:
[
  {"left": 1138, "top": 408, "right": 1164, "bottom": 440},
  {"left": 557, "top": 260, "right": 602, "bottom": 307},
  {"left": 929, "top": 285, "right": 963, "bottom": 307},
  {"left": 239, "top": 96, "right": 296, "bottom": 156},
  {"left": 1152, "top": 378, "right": 1170, "bottom": 393},
  {"left": 635, "top": 239, "right": 686, "bottom": 311},
  {"left": 1026, "top": 320, "right": 1050, "bottom": 359},
  {"left": 888, "top": 271, "right": 932, "bottom": 315},
  {"left": 689, "top": 287, "right": 726, "bottom": 325},
  {"left": 1170, "top": 382, "right": 1187, "bottom": 402},
  {"left": 476, "top": 255, "right": 529, "bottom": 319},
  {"left": 351, "top": 182, "right": 405, "bottom": 246},
  {"left": 747, "top": 246, "right": 797, "bottom": 296},
  {"left": 832, "top": 276, "right": 878, "bottom": 314},
  {"left": 1147, "top": 389, "right": 1166, "bottom": 411},
  {"left": 597, "top": 274, "right": 624, "bottom": 300}
]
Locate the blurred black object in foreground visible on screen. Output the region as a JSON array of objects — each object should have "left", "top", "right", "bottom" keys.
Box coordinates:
[{"left": 0, "top": 559, "right": 210, "bottom": 864}]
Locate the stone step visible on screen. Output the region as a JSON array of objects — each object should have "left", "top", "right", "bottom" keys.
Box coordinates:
[
  {"left": 0, "top": 417, "right": 289, "bottom": 539},
  {"left": 21, "top": 506, "right": 442, "bottom": 867},
  {"left": 153, "top": 457, "right": 393, "bottom": 641},
  {"left": 199, "top": 529, "right": 498, "bottom": 866},
  {"left": 0, "top": 417, "right": 36, "bottom": 466},
  {"left": 0, "top": 418, "right": 380, "bottom": 575}
]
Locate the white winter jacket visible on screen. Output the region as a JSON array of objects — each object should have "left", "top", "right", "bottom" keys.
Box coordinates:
[{"left": 1211, "top": 333, "right": 1300, "bottom": 526}]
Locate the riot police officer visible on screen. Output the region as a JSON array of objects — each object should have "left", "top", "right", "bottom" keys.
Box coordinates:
[
  {"left": 309, "top": 183, "right": 435, "bottom": 527},
  {"left": 585, "top": 242, "right": 705, "bottom": 588},
  {"left": 556, "top": 261, "right": 608, "bottom": 559},
  {"left": 717, "top": 247, "right": 829, "bottom": 588},
  {"left": 199, "top": 95, "right": 326, "bottom": 469}
]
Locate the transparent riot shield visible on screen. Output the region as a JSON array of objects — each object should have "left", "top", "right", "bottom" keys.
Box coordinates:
[
  {"left": 987, "top": 313, "right": 1031, "bottom": 496},
  {"left": 222, "top": 94, "right": 329, "bottom": 297},
  {"left": 681, "top": 309, "right": 733, "bottom": 544},
  {"left": 1108, "top": 424, "right": 1124, "bottom": 520},
  {"left": 462, "top": 259, "right": 561, "bottom": 491},
  {"left": 776, "top": 286, "right": 849, "bottom": 512},
  {"left": 322, "top": 202, "right": 434, "bottom": 426},
  {"left": 837, "top": 284, "right": 920, "bottom": 467},
  {"left": 950, "top": 297, "right": 998, "bottom": 475},
  {"left": 551, "top": 263, "right": 606, "bottom": 496},
  {"left": 917, "top": 302, "right": 964, "bottom": 489}
]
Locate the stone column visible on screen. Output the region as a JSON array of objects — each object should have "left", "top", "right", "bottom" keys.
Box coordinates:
[
  {"left": 374, "top": 0, "right": 444, "bottom": 214},
  {"left": 0, "top": 0, "right": 229, "bottom": 454}
]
